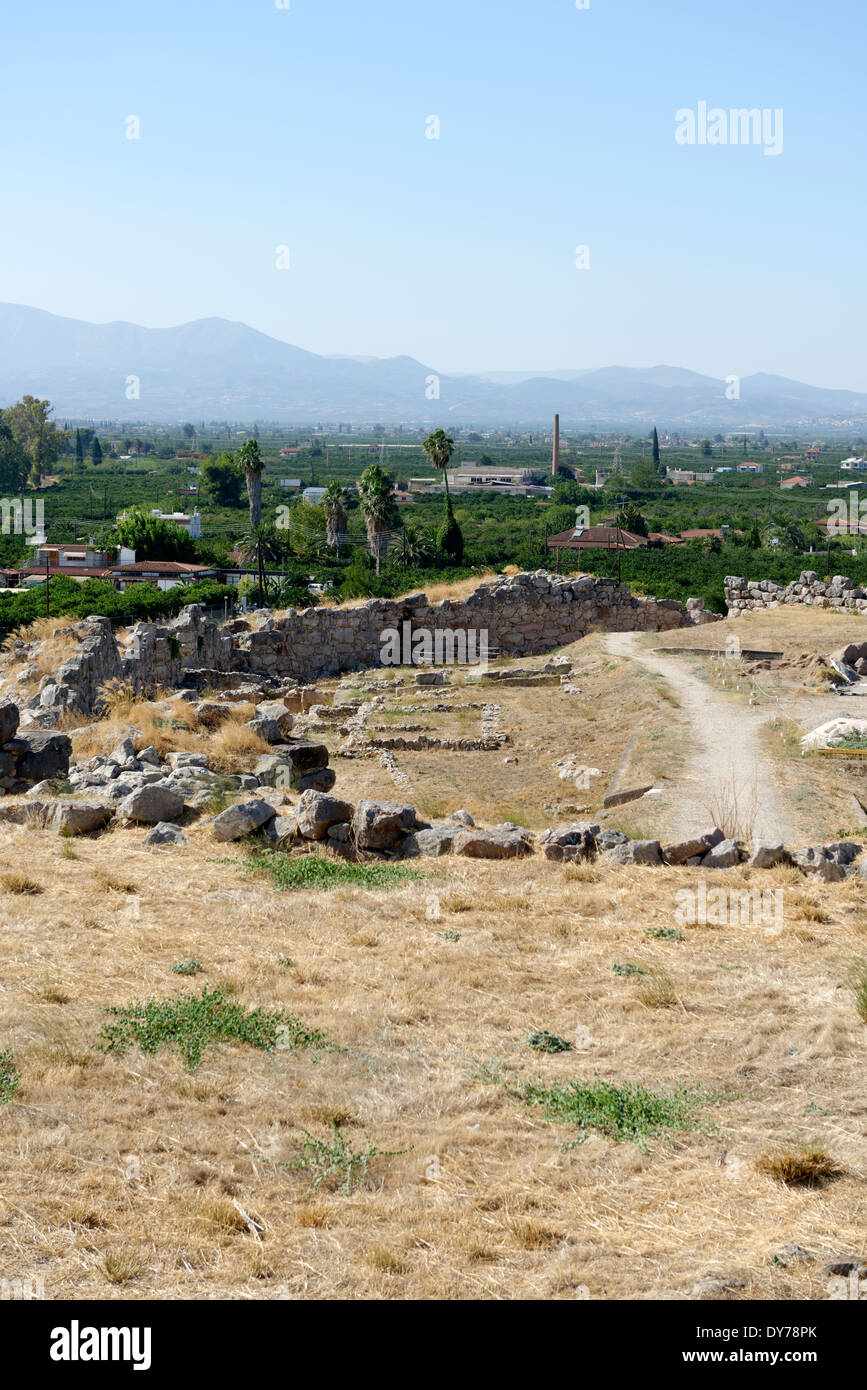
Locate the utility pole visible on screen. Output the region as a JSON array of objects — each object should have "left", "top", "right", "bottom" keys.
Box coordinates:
[
  {"left": 551, "top": 413, "right": 560, "bottom": 478},
  {"left": 45, "top": 555, "right": 50, "bottom": 617}
]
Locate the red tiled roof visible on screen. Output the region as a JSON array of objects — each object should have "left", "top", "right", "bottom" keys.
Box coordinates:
[{"left": 110, "top": 561, "right": 215, "bottom": 574}]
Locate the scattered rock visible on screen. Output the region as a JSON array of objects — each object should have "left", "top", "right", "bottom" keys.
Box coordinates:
[
  {"left": 46, "top": 801, "right": 113, "bottom": 836},
  {"left": 448, "top": 808, "right": 475, "bottom": 826},
  {"left": 352, "top": 797, "right": 417, "bottom": 850},
  {"left": 144, "top": 822, "right": 187, "bottom": 846},
  {"left": 211, "top": 799, "right": 277, "bottom": 842},
  {"left": 246, "top": 716, "right": 285, "bottom": 745},
  {"left": 664, "top": 830, "right": 724, "bottom": 865},
  {"left": 538, "top": 823, "right": 600, "bottom": 862},
  {"left": 452, "top": 825, "right": 533, "bottom": 859},
  {"left": 701, "top": 838, "right": 740, "bottom": 868},
  {"left": 3, "top": 731, "right": 72, "bottom": 784},
  {"left": 117, "top": 784, "right": 186, "bottom": 825},
  {"left": 749, "top": 840, "right": 790, "bottom": 869},
  {"left": 401, "top": 825, "right": 456, "bottom": 857},
  {"left": 296, "top": 790, "right": 355, "bottom": 840},
  {"left": 256, "top": 700, "right": 294, "bottom": 737},
  {"left": 606, "top": 839, "right": 662, "bottom": 866},
  {"left": 261, "top": 814, "right": 297, "bottom": 845},
  {"left": 0, "top": 701, "right": 20, "bottom": 745},
  {"left": 294, "top": 767, "right": 337, "bottom": 794}
]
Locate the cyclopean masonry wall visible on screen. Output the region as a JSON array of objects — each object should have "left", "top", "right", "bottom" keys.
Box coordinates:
[
  {"left": 17, "top": 571, "right": 720, "bottom": 718},
  {"left": 725, "top": 570, "right": 867, "bottom": 615}
]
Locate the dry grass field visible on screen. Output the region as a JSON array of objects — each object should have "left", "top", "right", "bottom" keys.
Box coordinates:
[{"left": 0, "top": 605, "right": 865, "bottom": 1302}]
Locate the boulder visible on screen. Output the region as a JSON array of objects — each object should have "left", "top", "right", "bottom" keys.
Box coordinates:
[
  {"left": 194, "top": 701, "right": 234, "bottom": 728},
  {"left": 246, "top": 716, "right": 285, "bottom": 745},
  {"left": 261, "top": 814, "right": 297, "bottom": 845},
  {"left": 824, "top": 841, "right": 862, "bottom": 866},
  {"left": 256, "top": 700, "right": 293, "bottom": 737},
  {"left": 144, "top": 822, "right": 187, "bottom": 846},
  {"left": 46, "top": 801, "right": 113, "bottom": 836},
  {"left": 211, "top": 798, "right": 277, "bottom": 842},
  {"left": 701, "top": 838, "right": 740, "bottom": 868},
  {"left": 663, "top": 829, "right": 724, "bottom": 865},
  {"left": 296, "top": 790, "right": 355, "bottom": 840},
  {"left": 596, "top": 828, "right": 629, "bottom": 851},
  {"left": 448, "top": 808, "right": 475, "bottom": 826},
  {"left": 538, "top": 823, "right": 599, "bottom": 862},
  {"left": 452, "top": 825, "right": 534, "bottom": 859},
  {"left": 327, "top": 822, "right": 351, "bottom": 844},
  {"left": 274, "top": 739, "right": 330, "bottom": 773},
  {"left": 3, "top": 731, "right": 72, "bottom": 783},
  {"left": 167, "top": 752, "right": 208, "bottom": 770},
  {"left": 117, "top": 784, "right": 186, "bottom": 825},
  {"left": 352, "top": 797, "right": 417, "bottom": 850},
  {"left": 606, "top": 839, "right": 662, "bottom": 866},
  {"left": 293, "top": 767, "right": 337, "bottom": 794},
  {"left": 749, "top": 840, "right": 790, "bottom": 869},
  {"left": 109, "top": 737, "right": 137, "bottom": 765},
  {"left": 401, "top": 825, "right": 456, "bottom": 857},
  {"left": 0, "top": 701, "right": 19, "bottom": 745}
]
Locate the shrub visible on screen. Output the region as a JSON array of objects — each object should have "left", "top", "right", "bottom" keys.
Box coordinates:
[
  {"left": 0, "top": 1048, "right": 21, "bottom": 1104},
  {"left": 98, "top": 986, "right": 331, "bottom": 1071},
  {"left": 517, "top": 1077, "right": 716, "bottom": 1146}
]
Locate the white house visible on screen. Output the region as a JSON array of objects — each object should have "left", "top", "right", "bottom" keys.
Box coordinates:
[
  {"left": 302, "top": 487, "right": 328, "bottom": 505},
  {"left": 117, "top": 509, "right": 202, "bottom": 539},
  {"left": 840, "top": 457, "right": 867, "bottom": 471}
]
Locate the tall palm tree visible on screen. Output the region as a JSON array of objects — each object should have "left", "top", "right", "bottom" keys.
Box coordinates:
[
  {"left": 237, "top": 439, "right": 264, "bottom": 530},
  {"left": 357, "top": 463, "right": 395, "bottom": 575},
  {"left": 324, "top": 481, "right": 349, "bottom": 556},
  {"left": 422, "top": 428, "right": 456, "bottom": 504},
  {"left": 422, "top": 428, "right": 463, "bottom": 564}
]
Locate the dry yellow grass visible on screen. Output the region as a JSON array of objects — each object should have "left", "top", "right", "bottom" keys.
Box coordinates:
[
  {"left": 0, "top": 608, "right": 864, "bottom": 1302},
  {"left": 0, "top": 816, "right": 864, "bottom": 1302}
]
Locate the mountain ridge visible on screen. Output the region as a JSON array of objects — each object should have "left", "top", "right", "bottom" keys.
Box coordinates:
[{"left": 1, "top": 303, "right": 865, "bottom": 428}]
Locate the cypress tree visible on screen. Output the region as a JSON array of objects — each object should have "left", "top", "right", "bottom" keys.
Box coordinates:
[{"left": 91, "top": 436, "right": 102, "bottom": 465}]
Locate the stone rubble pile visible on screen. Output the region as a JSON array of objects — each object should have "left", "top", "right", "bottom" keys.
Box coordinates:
[{"left": 726, "top": 570, "right": 867, "bottom": 615}]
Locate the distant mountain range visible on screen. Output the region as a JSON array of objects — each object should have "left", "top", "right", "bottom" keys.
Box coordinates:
[{"left": 2, "top": 303, "right": 866, "bottom": 429}]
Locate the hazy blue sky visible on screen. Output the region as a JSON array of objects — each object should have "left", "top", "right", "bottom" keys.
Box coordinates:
[{"left": 1, "top": 0, "right": 864, "bottom": 386}]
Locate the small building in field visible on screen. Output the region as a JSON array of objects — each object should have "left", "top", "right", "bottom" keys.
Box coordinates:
[{"left": 546, "top": 524, "right": 649, "bottom": 567}]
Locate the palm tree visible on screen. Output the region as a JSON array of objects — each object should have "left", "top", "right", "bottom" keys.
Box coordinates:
[
  {"left": 237, "top": 525, "right": 289, "bottom": 567},
  {"left": 236, "top": 439, "right": 266, "bottom": 601},
  {"left": 422, "top": 428, "right": 456, "bottom": 502},
  {"left": 237, "top": 439, "right": 264, "bottom": 530},
  {"left": 324, "top": 481, "right": 349, "bottom": 556},
  {"left": 357, "top": 463, "right": 395, "bottom": 574},
  {"left": 422, "top": 428, "right": 463, "bottom": 563}
]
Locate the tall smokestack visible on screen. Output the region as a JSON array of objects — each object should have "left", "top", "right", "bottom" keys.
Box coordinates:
[{"left": 551, "top": 413, "right": 560, "bottom": 477}]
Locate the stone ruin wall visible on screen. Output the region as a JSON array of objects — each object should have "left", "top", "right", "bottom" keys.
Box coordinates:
[
  {"left": 725, "top": 570, "right": 867, "bottom": 615},
  {"left": 22, "top": 566, "right": 867, "bottom": 719},
  {"left": 34, "top": 572, "right": 719, "bottom": 713}
]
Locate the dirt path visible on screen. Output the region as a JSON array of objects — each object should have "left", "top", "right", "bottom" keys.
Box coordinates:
[{"left": 606, "top": 632, "right": 796, "bottom": 842}]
